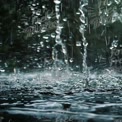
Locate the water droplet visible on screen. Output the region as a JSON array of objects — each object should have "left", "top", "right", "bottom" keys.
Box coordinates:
[
  {"left": 42, "top": 5, "right": 45, "bottom": 9},
  {"left": 38, "top": 35, "right": 41, "bottom": 37},
  {"left": 43, "top": 36, "right": 49, "bottom": 39},
  {"left": 54, "top": 0, "right": 61, "bottom": 4},
  {"left": 41, "top": 28, "right": 46, "bottom": 33},
  {"left": 56, "top": 14, "right": 60, "bottom": 19},
  {"left": 79, "top": 25, "right": 85, "bottom": 33},
  {"left": 47, "top": 15, "right": 51, "bottom": 19},
  {"left": 51, "top": 33, "right": 55, "bottom": 38},
  {"left": 76, "top": 12, "right": 80, "bottom": 15},
  {"left": 83, "top": 42, "right": 88, "bottom": 47},
  {"left": 30, "top": 7, "right": 34, "bottom": 11},
  {"left": 76, "top": 41, "right": 81, "bottom": 46},
  {"left": 0, "top": 69, "right": 5, "bottom": 72},
  {"left": 24, "top": 22, "right": 29, "bottom": 26},
  {"left": 40, "top": 42, "right": 44, "bottom": 47},
  {"left": 46, "top": 46, "right": 50, "bottom": 48},
  {"left": 112, "top": 11, "right": 119, "bottom": 23},
  {"left": 34, "top": 58, "right": 38, "bottom": 61},
  {"left": 18, "top": 26, "right": 21, "bottom": 29},
  {"left": 69, "top": 58, "right": 73, "bottom": 63},
  {"left": 32, "top": 11, "right": 36, "bottom": 15},
  {"left": 58, "top": 24, "right": 64, "bottom": 29},
  {"left": 37, "top": 49, "right": 40, "bottom": 52},
  {"left": 4, "top": 63, "right": 8, "bottom": 67},
  {"left": 23, "top": 67, "right": 27, "bottom": 69},
  {"left": 119, "top": 13, "right": 122, "bottom": 23},
  {"left": 65, "top": 59, "right": 68, "bottom": 64},
  {"left": 99, "top": 9, "right": 102, "bottom": 15},
  {"left": 62, "top": 48, "right": 67, "bottom": 54},
  {"left": 56, "top": 29, "right": 61, "bottom": 34},
  {"left": 32, "top": 3, "right": 36, "bottom": 6},
  {"left": 114, "top": 0, "right": 121, "bottom": 4},
  {"left": 46, "top": 40, "right": 49, "bottom": 42},
  {"left": 120, "top": 44, "right": 122, "bottom": 47},
  {"left": 107, "top": 0, "right": 112, "bottom": 6},
  {"left": 63, "top": 18, "right": 67, "bottom": 22},
  {"left": 110, "top": 39, "right": 119, "bottom": 49},
  {"left": 36, "top": 11, "right": 41, "bottom": 16}
]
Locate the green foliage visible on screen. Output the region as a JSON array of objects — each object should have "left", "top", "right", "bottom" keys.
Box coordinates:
[{"left": 0, "top": 0, "right": 122, "bottom": 70}]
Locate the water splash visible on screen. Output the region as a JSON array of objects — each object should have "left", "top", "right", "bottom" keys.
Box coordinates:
[
  {"left": 0, "top": 68, "right": 122, "bottom": 93},
  {"left": 79, "top": 1, "right": 88, "bottom": 74},
  {"left": 52, "top": 0, "right": 68, "bottom": 71}
]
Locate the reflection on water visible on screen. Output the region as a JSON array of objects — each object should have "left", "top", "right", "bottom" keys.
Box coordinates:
[{"left": 0, "top": 69, "right": 122, "bottom": 122}]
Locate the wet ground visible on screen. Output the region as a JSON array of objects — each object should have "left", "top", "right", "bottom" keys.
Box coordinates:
[{"left": 0, "top": 71, "right": 122, "bottom": 122}]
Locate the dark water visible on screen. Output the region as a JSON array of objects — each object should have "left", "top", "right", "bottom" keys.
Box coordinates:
[{"left": 0, "top": 71, "right": 122, "bottom": 122}]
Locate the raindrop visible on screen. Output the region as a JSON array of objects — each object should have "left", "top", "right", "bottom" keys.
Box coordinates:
[
  {"left": 63, "top": 18, "right": 67, "bottom": 22},
  {"left": 36, "top": 11, "right": 41, "bottom": 16},
  {"left": 42, "top": 5, "right": 45, "bottom": 9},
  {"left": 32, "top": 3, "right": 36, "bottom": 6},
  {"left": 51, "top": 33, "right": 55, "bottom": 38}
]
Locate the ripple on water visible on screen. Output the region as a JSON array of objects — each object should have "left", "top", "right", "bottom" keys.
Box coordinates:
[{"left": 0, "top": 70, "right": 122, "bottom": 121}]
